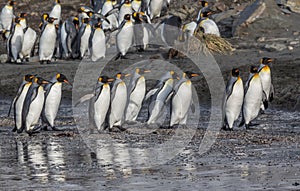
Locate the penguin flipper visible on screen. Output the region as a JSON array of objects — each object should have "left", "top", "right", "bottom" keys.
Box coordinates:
[
  {"left": 7, "top": 97, "right": 16, "bottom": 117},
  {"left": 75, "top": 93, "right": 95, "bottom": 107},
  {"left": 145, "top": 88, "right": 159, "bottom": 101},
  {"left": 269, "top": 83, "right": 274, "bottom": 102}
]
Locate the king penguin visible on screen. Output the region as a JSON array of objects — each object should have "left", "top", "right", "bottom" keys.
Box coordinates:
[
  {"left": 196, "top": 1, "right": 210, "bottom": 22},
  {"left": 170, "top": 71, "right": 199, "bottom": 127},
  {"left": 240, "top": 66, "right": 264, "bottom": 129},
  {"left": 42, "top": 73, "right": 71, "bottom": 131},
  {"left": 19, "top": 13, "right": 37, "bottom": 62},
  {"left": 7, "top": 17, "right": 24, "bottom": 63},
  {"left": 125, "top": 68, "right": 151, "bottom": 122},
  {"left": 78, "top": 17, "right": 92, "bottom": 59},
  {"left": 258, "top": 57, "right": 274, "bottom": 112},
  {"left": 118, "top": 0, "right": 133, "bottom": 25},
  {"left": 39, "top": 17, "right": 58, "bottom": 64},
  {"left": 9, "top": 74, "right": 35, "bottom": 132},
  {"left": 101, "top": 0, "right": 119, "bottom": 30},
  {"left": 20, "top": 77, "right": 49, "bottom": 135},
  {"left": 222, "top": 68, "right": 244, "bottom": 131},
  {"left": 146, "top": 71, "right": 176, "bottom": 125},
  {"left": 197, "top": 11, "right": 220, "bottom": 37},
  {"left": 49, "top": 0, "right": 62, "bottom": 26},
  {"left": 0, "top": 0, "right": 16, "bottom": 31},
  {"left": 116, "top": 14, "right": 134, "bottom": 59},
  {"left": 93, "top": 76, "right": 114, "bottom": 131},
  {"left": 91, "top": 21, "right": 106, "bottom": 61},
  {"left": 109, "top": 73, "right": 129, "bottom": 131},
  {"left": 132, "top": 11, "right": 152, "bottom": 51},
  {"left": 39, "top": 13, "right": 49, "bottom": 32},
  {"left": 60, "top": 16, "right": 79, "bottom": 58},
  {"left": 148, "top": 0, "right": 164, "bottom": 20}
]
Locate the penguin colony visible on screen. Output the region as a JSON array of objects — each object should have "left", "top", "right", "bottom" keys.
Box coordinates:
[
  {"left": 2, "top": 1, "right": 275, "bottom": 132},
  {"left": 0, "top": 0, "right": 220, "bottom": 63}
]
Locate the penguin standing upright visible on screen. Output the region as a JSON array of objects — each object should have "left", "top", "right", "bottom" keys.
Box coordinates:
[
  {"left": 132, "top": 11, "right": 151, "bottom": 51},
  {"left": 101, "top": 0, "right": 119, "bottom": 30},
  {"left": 60, "top": 16, "right": 79, "bottom": 58},
  {"left": 118, "top": 0, "right": 133, "bottom": 25},
  {"left": 148, "top": 0, "right": 164, "bottom": 20},
  {"left": 39, "top": 17, "right": 58, "bottom": 64},
  {"left": 170, "top": 71, "right": 199, "bottom": 127},
  {"left": 42, "top": 73, "right": 71, "bottom": 131},
  {"left": 109, "top": 73, "right": 129, "bottom": 130},
  {"left": 146, "top": 71, "right": 176, "bottom": 125},
  {"left": 39, "top": 13, "right": 49, "bottom": 32},
  {"left": 19, "top": 13, "right": 37, "bottom": 62},
  {"left": 258, "top": 57, "right": 274, "bottom": 112},
  {"left": 116, "top": 14, "right": 134, "bottom": 59},
  {"left": 49, "top": 0, "right": 61, "bottom": 26},
  {"left": 20, "top": 77, "right": 49, "bottom": 134},
  {"left": 90, "top": 21, "right": 106, "bottom": 61},
  {"left": 222, "top": 68, "right": 244, "bottom": 130},
  {"left": 240, "top": 66, "right": 264, "bottom": 129},
  {"left": 197, "top": 11, "right": 220, "bottom": 37},
  {"left": 159, "top": 15, "right": 182, "bottom": 47},
  {"left": 125, "top": 68, "right": 150, "bottom": 122},
  {"left": 7, "top": 17, "right": 24, "bottom": 63},
  {"left": 78, "top": 18, "right": 92, "bottom": 59},
  {"left": 93, "top": 76, "right": 114, "bottom": 131},
  {"left": 9, "top": 74, "right": 35, "bottom": 132},
  {"left": 196, "top": 0, "right": 209, "bottom": 22},
  {"left": 0, "top": 0, "right": 16, "bottom": 31}
]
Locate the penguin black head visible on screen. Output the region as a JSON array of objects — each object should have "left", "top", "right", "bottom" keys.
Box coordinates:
[
  {"left": 73, "top": 17, "right": 79, "bottom": 27},
  {"left": 135, "top": 68, "right": 151, "bottom": 75},
  {"left": 8, "top": 0, "right": 16, "bottom": 6},
  {"left": 184, "top": 71, "right": 200, "bottom": 79},
  {"left": 55, "top": 0, "right": 61, "bottom": 4},
  {"left": 132, "top": 12, "right": 147, "bottom": 22},
  {"left": 34, "top": 77, "right": 49, "bottom": 85},
  {"left": 200, "top": 10, "right": 212, "bottom": 18},
  {"left": 48, "top": 17, "right": 58, "bottom": 24},
  {"left": 56, "top": 73, "right": 72, "bottom": 85},
  {"left": 19, "top": 13, "right": 28, "bottom": 19},
  {"left": 42, "top": 13, "right": 49, "bottom": 22},
  {"left": 260, "top": 57, "right": 274, "bottom": 65},
  {"left": 82, "top": 17, "right": 90, "bottom": 24},
  {"left": 231, "top": 68, "right": 240, "bottom": 77},
  {"left": 124, "top": 14, "right": 131, "bottom": 21},
  {"left": 124, "top": 0, "right": 130, "bottom": 4},
  {"left": 250, "top": 66, "right": 258, "bottom": 74},
  {"left": 199, "top": 1, "right": 209, "bottom": 7},
  {"left": 14, "top": 17, "right": 21, "bottom": 24},
  {"left": 98, "top": 76, "right": 114, "bottom": 83},
  {"left": 94, "top": 21, "right": 102, "bottom": 29},
  {"left": 24, "top": 74, "right": 35, "bottom": 82}
]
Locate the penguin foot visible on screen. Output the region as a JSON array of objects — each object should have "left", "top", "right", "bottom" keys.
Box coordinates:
[
  {"left": 249, "top": 122, "right": 259, "bottom": 127},
  {"left": 12, "top": 127, "right": 17, "bottom": 132},
  {"left": 120, "top": 55, "right": 128, "bottom": 59},
  {"left": 42, "top": 126, "right": 48, "bottom": 131},
  {"left": 46, "top": 60, "right": 51, "bottom": 64},
  {"left": 51, "top": 126, "right": 63, "bottom": 131},
  {"left": 40, "top": 61, "right": 44, "bottom": 65}
]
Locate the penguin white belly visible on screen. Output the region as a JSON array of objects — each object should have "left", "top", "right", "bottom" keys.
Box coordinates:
[
  {"left": 150, "top": 0, "right": 164, "bottom": 19},
  {"left": 225, "top": 79, "right": 244, "bottom": 128},
  {"left": 132, "top": 1, "right": 141, "bottom": 12},
  {"left": 259, "top": 68, "right": 271, "bottom": 99},
  {"left": 103, "top": 13, "right": 119, "bottom": 30},
  {"left": 201, "top": 20, "right": 220, "bottom": 37},
  {"left": 109, "top": 82, "right": 127, "bottom": 128},
  {"left": 10, "top": 26, "right": 24, "bottom": 61},
  {"left": 170, "top": 82, "right": 192, "bottom": 126},
  {"left": 126, "top": 77, "right": 146, "bottom": 121},
  {"left": 117, "top": 24, "right": 133, "bottom": 56},
  {"left": 21, "top": 28, "right": 37, "bottom": 59},
  {"left": 39, "top": 25, "right": 57, "bottom": 61},
  {"left": 101, "top": 3, "right": 113, "bottom": 15},
  {"left": 243, "top": 77, "right": 263, "bottom": 124},
  {"left": 91, "top": 29, "right": 106, "bottom": 61},
  {"left": 0, "top": 7, "right": 13, "bottom": 30},
  {"left": 185, "top": 22, "right": 197, "bottom": 36},
  {"left": 60, "top": 23, "right": 69, "bottom": 57},
  {"left": 94, "top": 85, "right": 110, "bottom": 130},
  {"left": 15, "top": 84, "right": 31, "bottom": 130},
  {"left": 26, "top": 87, "right": 45, "bottom": 131},
  {"left": 80, "top": 25, "right": 92, "bottom": 58},
  {"left": 118, "top": 6, "right": 132, "bottom": 24},
  {"left": 50, "top": 4, "right": 61, "bottom": 25},
  {"left": 44, "top": 83, "right": 62, "bottom": 127}
]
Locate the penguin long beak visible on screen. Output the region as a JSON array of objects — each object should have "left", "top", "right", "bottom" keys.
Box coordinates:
[
  {"left": 107, "top": 78, "right": 114, "bottom": 82},
  {"left": 125, "top": 74, "right": 131, "bottom": 77},
  {"left": 144, "top": 70, "right": 151, "bottom": 73},
  {"left": 191, "top": 73, "right": 200, "bottom": 77},
  {"left": 64, "top": 80, "right": 73, "bottom": 87}
]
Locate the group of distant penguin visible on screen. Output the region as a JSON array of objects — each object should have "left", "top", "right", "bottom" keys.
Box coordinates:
[
  {"left": 8, "top": 73, "right": 71, "bottom": 135},
  {"left": 0, "top": 0, "right": 220, "bottom": 63},
  {"left": 223, "top": 57, "right": 275, "bottom": 131},
  {"left": 76, "top": 69, "right": 200, "bottom": 131}
]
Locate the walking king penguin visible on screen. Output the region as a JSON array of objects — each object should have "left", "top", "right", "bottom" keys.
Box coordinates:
[
  {"left": 109, "top": 73, "right": 129, "bottom": 131},
  {"left": 116, "top": 14, "right": 134, "bottom": 59},
  {"left": 49, "top": 0, "right": 62, "bottom": 26},
  {"left": 91, "top": 21, "right": 106, "bottom": 61},
  {"left": 7, "top": 17, "right": 24, "bottom": 63},
  {"left": 20, "top": 77, "right": 49, "bottom": 135},
  {"left": 170, "top": 71, "right": 199, "bottom": 127},
  {"left": 39, "top": 17, "right": 58, "bottom": 64},
  {"left": 125, "top": 68, "right": 151, "bottom": 122},
  {"left": 146, "top": 71, "right": 176, "bottom": 125},
  {"left": 258, "top": 57, "right": 274, "bottom": 112},
  {"left": 42, "top": 73, "right": 71, "bottom": 131},
  {"left": 222, "top": 68, "right": 244, "bottom": 131},
  {"left": 0, "top": 0, "right": 16, "bottom": 31},
  {"left": 78, "top": 18, "right": 92, "bottom": 59},
  {"left": 240, "top": 66, "right": 264, "bottom": 129},
  {"left": 60, "top": 16, "right": 79, "bottom": 58},
  {"left": 9, "top": 74, "right": 35, "bottom": 132}
]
